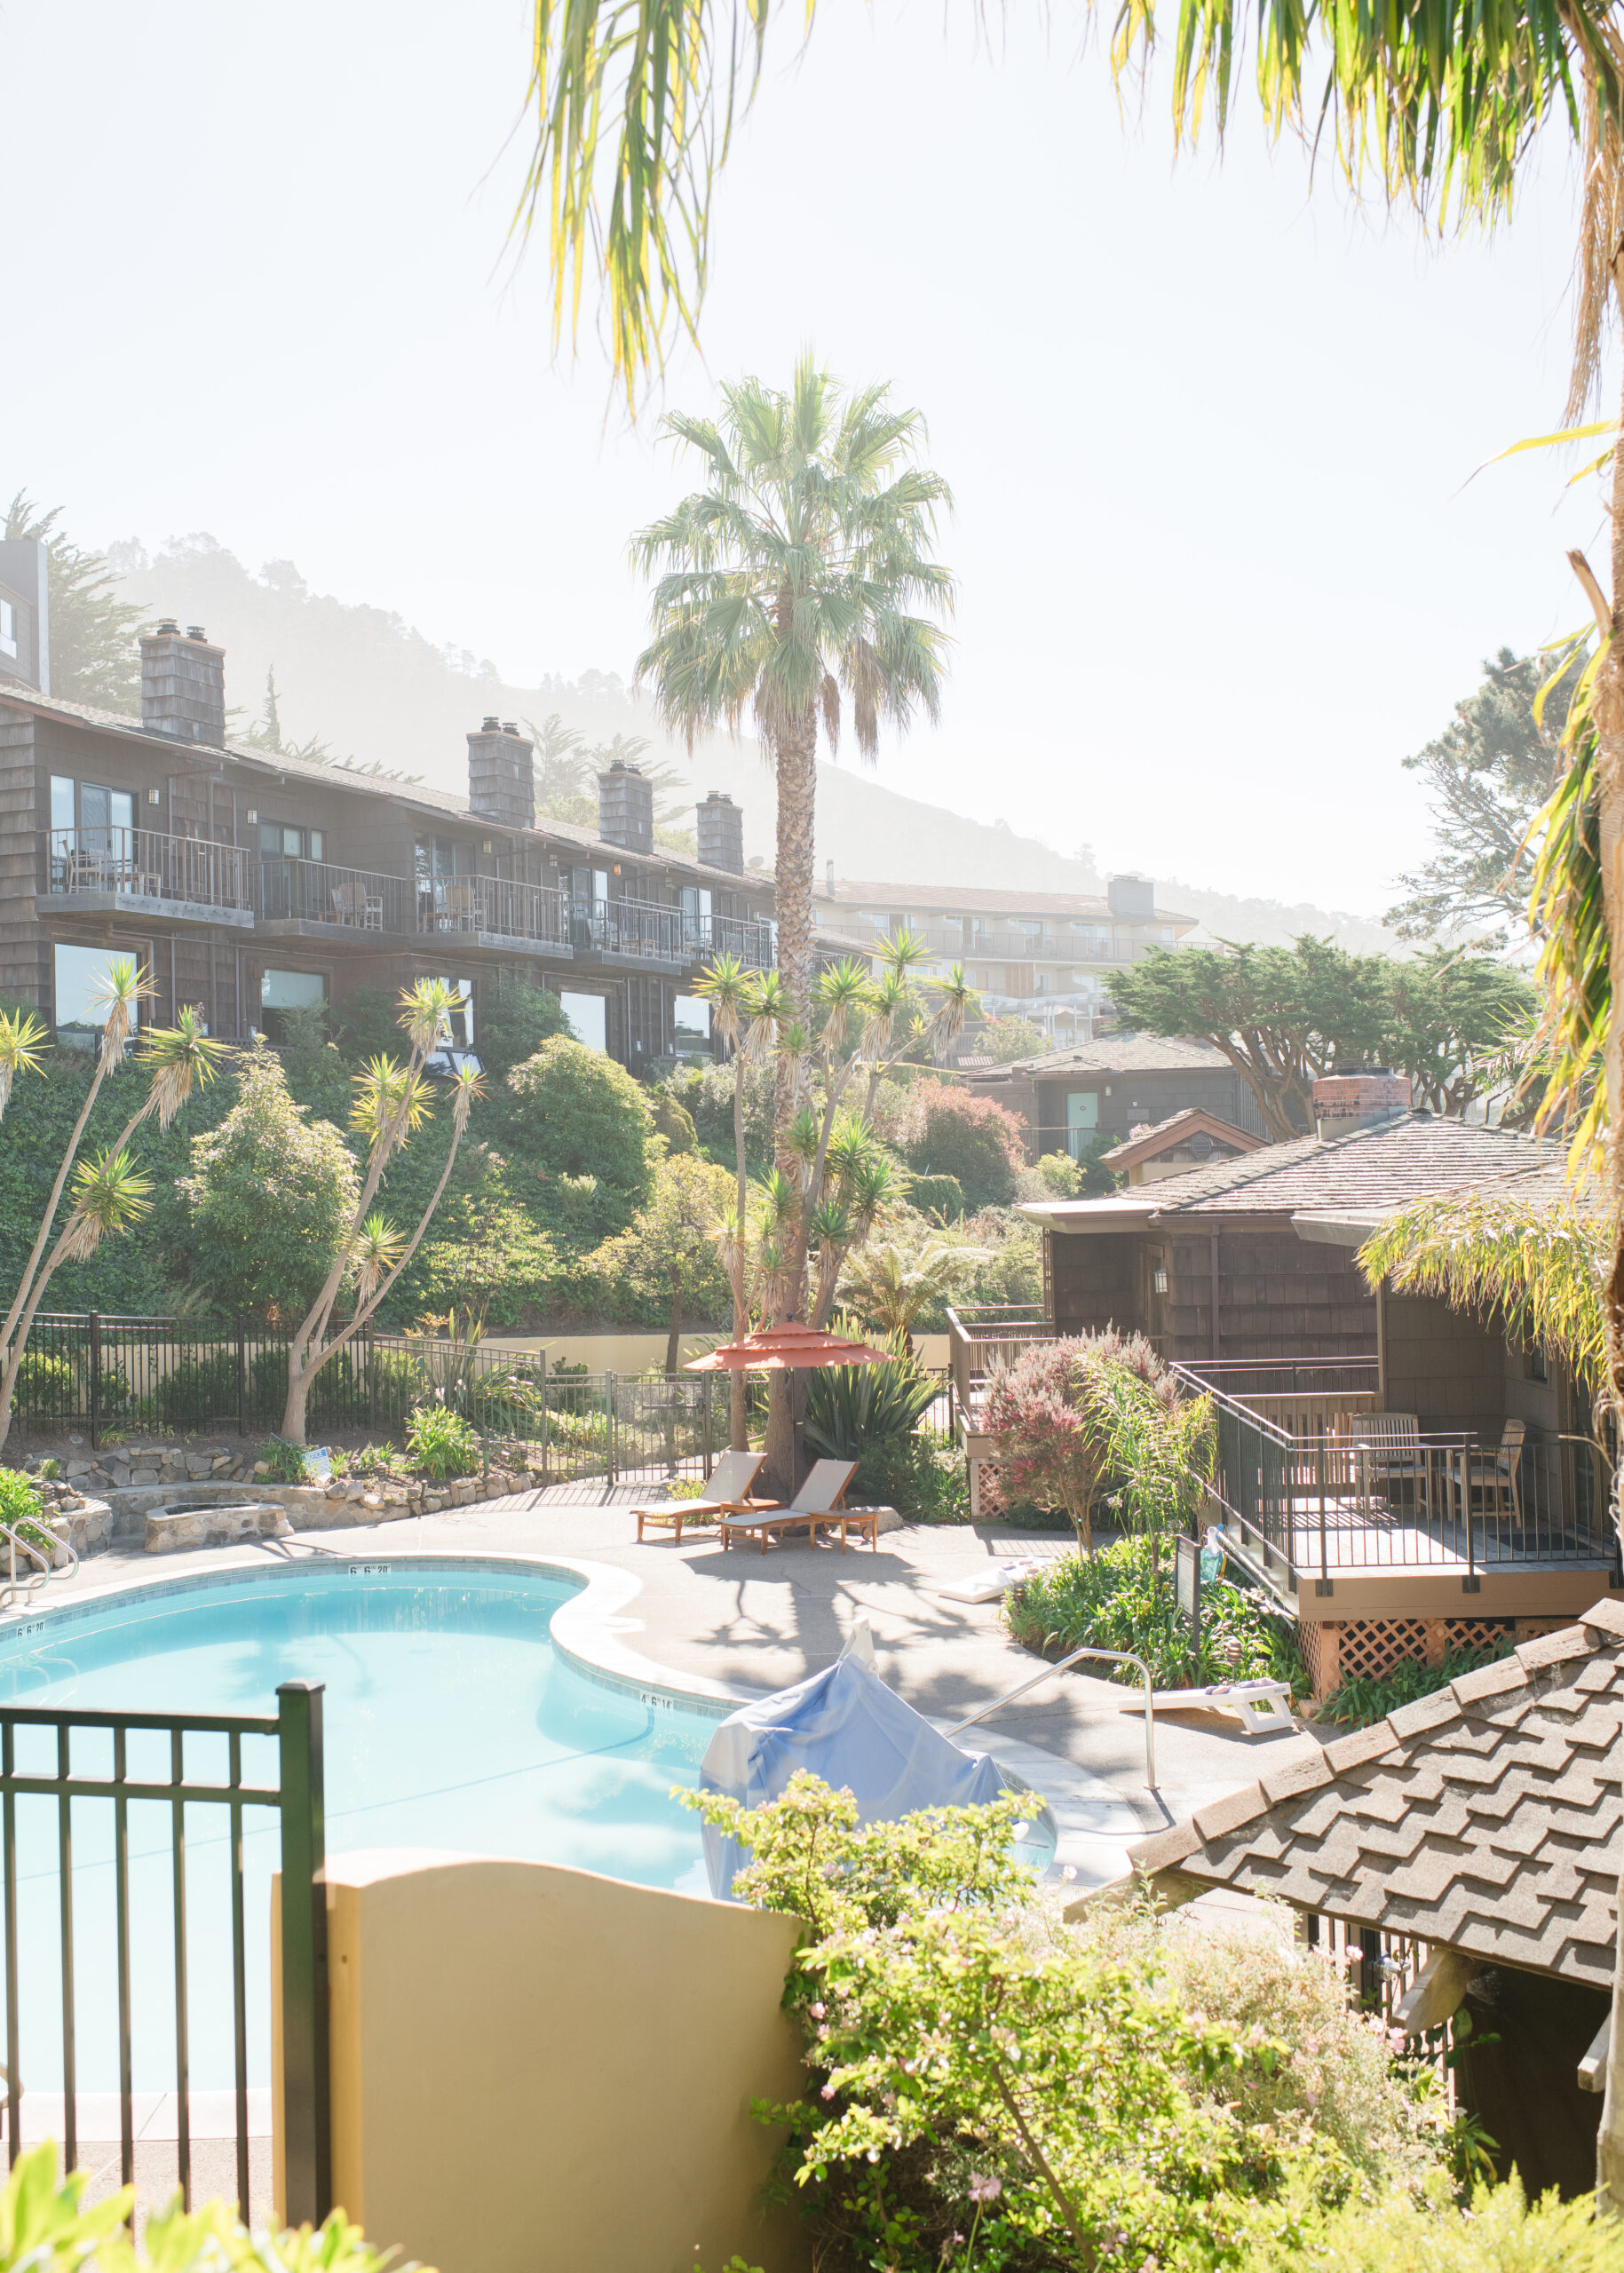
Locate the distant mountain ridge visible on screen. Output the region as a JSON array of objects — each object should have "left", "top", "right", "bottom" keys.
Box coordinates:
[{"left": 107, "top": 533, "right": 1401, "bottom": 953}]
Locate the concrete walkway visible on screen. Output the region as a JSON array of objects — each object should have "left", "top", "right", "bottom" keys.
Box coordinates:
[{"left": 41, "top": 1486, "right": 1323, "bottom": 1888}]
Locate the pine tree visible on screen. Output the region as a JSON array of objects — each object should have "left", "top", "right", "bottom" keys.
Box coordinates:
[{"left": 3, "top": 494, "right": 147, "bottom": 711}]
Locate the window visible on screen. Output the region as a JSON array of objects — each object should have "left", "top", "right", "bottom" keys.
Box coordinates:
[
  {"left": 0, "top": 600, "right": 15, "bottom": 660},
  {"left": 82, "top": 784, "right": 134, "bottom": 851},
  {"left": 1531, "top": 1346, "right": 1549, "bottom": 1383},
  {"left": 50, "top": 777, "right": 73, "bottom": 831},
  {"left": 672, "top": 994, "right": 711, "bottom": 1057},
  {"left": 430, "top": 978, "right": 475, "bottom": 1051},
  {"left": 54, "top": 944, "right": 141, "bottom": 1045},
  {"left": 260, "top": 822, "right": 325, "bottom": 862},
  {"left": 258, "top": 968, "right": 327, "bottom": 1044},
  {"left": 559, "top": 991, "right": 607, "bottom": 1053}
]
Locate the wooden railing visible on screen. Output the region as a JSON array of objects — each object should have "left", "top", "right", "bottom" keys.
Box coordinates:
[{"left": 945, "top": 1303, "right": 1058, "bottom": 1421}]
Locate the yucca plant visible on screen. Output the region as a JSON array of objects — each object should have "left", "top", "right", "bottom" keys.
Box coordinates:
[
  {"left": 803, "top": 1321, "right": 941, "bottom": 1461},
  {"left": 281, "top": 981, "right": 486, "bottom": 1443}
]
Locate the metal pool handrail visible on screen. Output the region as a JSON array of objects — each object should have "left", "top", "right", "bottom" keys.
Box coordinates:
[
  {"left": 943, "top": 1643, "right": 1156, "bottom": 1790},
  {"left": 0, "top": 1518, "right": 75, "bottom": 1609}
]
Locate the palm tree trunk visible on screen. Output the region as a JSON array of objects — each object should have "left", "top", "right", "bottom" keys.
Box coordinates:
[
  {"left": 763, "top": 709, "right": 819, "bottom": 1495},
  {"left": 1593, "top": 321, "right": 1624, "bottom": 2215},
  {"left": 731, "top": 1049, "right": 749, "bottom": 1449}
]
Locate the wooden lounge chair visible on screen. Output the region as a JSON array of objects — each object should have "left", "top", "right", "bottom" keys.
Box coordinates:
[
  {"left": 631, "top": 1449, "right": 772, "bottom": 1545},
  {"left": 438, "top": 879, "right": 484, "bottom": 931},
  {"left": 719, "top": 1459, "right": 866, "bottom": 1554},
  {"left": 331, "top": 877, "right": 384, "bottom": 930}
]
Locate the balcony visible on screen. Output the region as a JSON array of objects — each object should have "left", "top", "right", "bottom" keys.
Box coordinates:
[
  {"left": 45, "top": 828, "right": 253, "bottom": 927},
  {"left": 256, "top": 857, "right": 413, "bottom": 938},
  {"left": 1177, "top": 1362, "right": 1616, "bottom": 1612},
  {"left": 946, "top": 1303, "right": 1058, "bottom": 1419},
  {"left": 703, "top": 913, "right": 775, "bottom": 971},
  {"left": 416, "top": 876, "right": 572, "bottom": 955}
]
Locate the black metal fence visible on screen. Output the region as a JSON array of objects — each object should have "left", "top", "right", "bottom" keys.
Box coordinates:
[
  {"left": 14, "top": 1314, "right": 740, "bottom": 1481},
  {"left": 0, "top": 1680, "right": 329, "bottom": 2223}
]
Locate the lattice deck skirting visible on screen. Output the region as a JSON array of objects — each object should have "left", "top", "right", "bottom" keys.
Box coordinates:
[{"left": 1299, "top": 1612, "right": 1573, "bottom": 1699}]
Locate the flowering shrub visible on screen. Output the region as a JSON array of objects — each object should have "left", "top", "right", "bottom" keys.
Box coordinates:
[
  {"left": 685, "top": 1772, "right": 1375, "bottom": 2273},
  {"left": 1005, "top": 1534, "right": 1303, "bottom": 1691},
  {"left": 984, "top": 1330, "right": 1214, "bottom": 1552},
  {"left": 899, "top": 1081, "right": 1028, "bottom": 1208}
]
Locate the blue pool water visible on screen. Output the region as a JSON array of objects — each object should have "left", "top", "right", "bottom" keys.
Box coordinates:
[{"left": 0, "top": 1562, "right": 717, "bottom": 2092}]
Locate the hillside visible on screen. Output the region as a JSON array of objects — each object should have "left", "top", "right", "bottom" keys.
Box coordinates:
[{"left": 107, "top": 534, "right": 1400, "bottom": 952}]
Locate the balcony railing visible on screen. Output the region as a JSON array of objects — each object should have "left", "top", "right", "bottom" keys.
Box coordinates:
[
  {"left": 46, "top": 828, "right": 250, "bottom": 912},
  {"left": 704, "top": 913, "right": 775, "bottom": 970},
  {"left": 1179, "top": 1367, "right": 1614, "bottom": 1596},
  {"left": 417, "top": 875, "right": 571, "bottom": 947},
  {"left": 256, "top": 857, "right": 412, "bottom": 933},
  {"left": 946, "top": 1303, "right": 1058, "bottom": 1420}
]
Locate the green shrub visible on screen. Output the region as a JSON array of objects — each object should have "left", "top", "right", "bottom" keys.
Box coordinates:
[
  {"left": 902, "top": 1171, "right": 964, "bottom": 1220},
  {"left": 0, "top": 1468, "right": 52, "bottom": 1558},
  {"left": 478, "top": 982, "right": 568, "bottom": 1081},
  {"left": 157, "top": 1350, "right": 241, "bottom": 1426},
  {"left": 504, "top": 1038, "right": 654, "bottom": 1227},
  {"left": 851, "top": 1432, "right": 969, "bottom": 1522},
  {"left": 37, "top": 1458, "right": 60, "bottom": 1480},
  {"left": 257, "top": 1437, "right": 307, "bottom": 1485},
  {"left": 1322, "top": 1638, "right": 1512, "bottom": 1729},
  {"left": 1005, "top": 1534, "right": 1304, "bottom": 1691},
  {"left": 180, "top": 1048, "right": 360, "bottom": 1322},
  {"left": 12, "top": 1351, "right": 79, "bottom": 1418},
  {"left": 406, "top": 1402, "right": 479, "bottom": 1478},
  {"left": 330, "top": 986, "right": 400, "bottom": 1065},
  {"left": 685, "top": 1774, "right": 1369, "bottom": 2273},
  {"left": 0, "top": 2138, "right": 405, "bottom": 2273}
]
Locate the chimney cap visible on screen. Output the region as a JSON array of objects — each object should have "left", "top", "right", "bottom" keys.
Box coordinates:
[
  {"left": 156, "top": 618, "right": 179, "bottom": 634},
  {"left": 501, "top": 719, "right": 519, "bottom": 734},
  {"left": 481, "top": 714, "right": 500, "bottom": 731},
  {"left": 186, "top": 624, "right": 206, "bottom": 640}
]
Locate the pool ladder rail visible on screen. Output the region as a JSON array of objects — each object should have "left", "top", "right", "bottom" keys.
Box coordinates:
[{"left": 0, "top": 1515, "right": 78, "bottom": 1611}]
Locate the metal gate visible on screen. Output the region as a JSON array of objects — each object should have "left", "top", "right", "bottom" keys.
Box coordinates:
[{"left": 0, "top": 1680, "right": 330, "bottom": 2224}]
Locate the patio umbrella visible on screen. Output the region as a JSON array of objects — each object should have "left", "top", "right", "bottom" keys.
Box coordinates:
[{"left": 683, "top": 1320, "right": 893, "bottom": 1371}]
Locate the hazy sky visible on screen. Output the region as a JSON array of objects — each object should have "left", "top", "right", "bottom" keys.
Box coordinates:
[{"left": 3, "top": 0, "right": 1612, "bottom": 919}]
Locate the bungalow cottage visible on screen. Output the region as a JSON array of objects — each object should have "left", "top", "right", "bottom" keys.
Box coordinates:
[{"left": 949, "top": 1074, "right": 1620, "bottom": 1697}]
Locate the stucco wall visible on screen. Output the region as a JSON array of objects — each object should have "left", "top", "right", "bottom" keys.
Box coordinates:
[{"left": 274, "top": 1849, "right": 810, "bottom": 2273}]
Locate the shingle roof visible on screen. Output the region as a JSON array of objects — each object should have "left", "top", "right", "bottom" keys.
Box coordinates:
[
  {"left": 0, "top": 685, "right": 763, "bottom": 891},
  {"left": 1124, "top": 1602, "right": 1624, "bottom": 1984},
  {"left": 1000, "top": 1033, "right": 1236, "bottom": 1078},
  {"left": 1025, "top": 1113, "right": 1566, "bottom": 1229}
]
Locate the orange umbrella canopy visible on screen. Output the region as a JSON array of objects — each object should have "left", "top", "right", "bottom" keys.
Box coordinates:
[{"left": 685, "top": 1320, "right": 893, "bottom": 1372}]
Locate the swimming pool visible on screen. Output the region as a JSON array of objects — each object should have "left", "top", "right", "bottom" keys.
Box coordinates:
[{"left": 0, "top": 1560, "right": 720, "bottom": 2094}]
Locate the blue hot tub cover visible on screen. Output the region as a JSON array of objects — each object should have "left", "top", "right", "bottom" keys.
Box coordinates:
[{"left": 700, "top": 1642, "right": 1057, "bottom": 1897}]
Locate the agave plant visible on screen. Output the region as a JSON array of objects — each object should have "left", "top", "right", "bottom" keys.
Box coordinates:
[{"left": 803, "top": 1321, "right": 942, "bottom": 1461}]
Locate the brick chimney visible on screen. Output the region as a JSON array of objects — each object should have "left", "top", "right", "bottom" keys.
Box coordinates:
[
  {"left": 1313, "top": 1071, "right": 1412, "bottom": 1140},
  {"left": 467, "top": 717, "right": 535, "bottom": 829},
  {"left": 140, "top": 620, "right": 225, "bottom": 746},
  {"left": 598, "top": 759, "right": 654, "bottom": 854},
  {"left": 696, "top": 789, "right": 743, "bottom": 873}
]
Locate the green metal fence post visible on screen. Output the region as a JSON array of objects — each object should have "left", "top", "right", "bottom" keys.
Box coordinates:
[{"left": 276, "top": 1681, "right": 330, "bottom": 2227}]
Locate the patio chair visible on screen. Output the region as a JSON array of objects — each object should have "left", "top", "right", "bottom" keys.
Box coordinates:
[
  {"left": 331, "top": 877, "right": 384, "bottom": 930},
  {"left": 630, "top": 1450, "right": 773, "bottom": 1545},
  {"left": 719, "top": 1459, "right": 866, "bottom": 1554},
  {"left": 1349, "top": 1414, "right": 1424, "bottom": 1516},
  {"left": 1467, "top": 1417, "right": 1525, "bottom": 1526},
  {"left": 438, "top": 879, "right": 484, "bottom": 931}
]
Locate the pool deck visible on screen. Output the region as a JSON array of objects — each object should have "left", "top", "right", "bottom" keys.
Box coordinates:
[{"left": 31, "top": 1484, "right": 1327, "bottom": 1891}]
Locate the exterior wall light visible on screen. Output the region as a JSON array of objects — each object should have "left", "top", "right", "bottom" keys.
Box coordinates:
[
  {"left": 1153, "top": 1269, "right": 1168, "bottom": 1295},
  {"left": 146, "top": 787, "right": 161, "bottom": 805},
  {"left": 245, "top": 808, "right": 258, "bottom": 824}
]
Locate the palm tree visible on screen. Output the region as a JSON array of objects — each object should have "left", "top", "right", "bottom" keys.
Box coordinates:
[
  {"left": 838, "top": 1237, "right": 990, "bottom": 1353},
  {"left": 281, "top": 981, "right": 486, "bottom": 1443},
  {"left": 632, "top": 356, "right": 953, "bottom": 1026},
  {"left": 1358, "top": 1197, "right": 1609, "bottom": 1424}
]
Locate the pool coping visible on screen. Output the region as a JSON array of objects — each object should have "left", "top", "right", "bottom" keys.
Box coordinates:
[{"left": 0, "top": 1545, "right": 1152, "bottom": 1883}]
